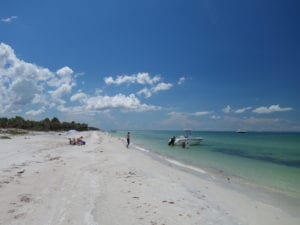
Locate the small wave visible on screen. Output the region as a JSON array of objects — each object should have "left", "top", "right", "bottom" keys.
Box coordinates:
[
  {"left": 164, "top": 158, "right": 207, "bottom": 174},
  {"left": 132, "top": 144, "right": 150, "bottom": 153},
  {"left": 131, "top": 143, "right": 207, "bottom": 174}
]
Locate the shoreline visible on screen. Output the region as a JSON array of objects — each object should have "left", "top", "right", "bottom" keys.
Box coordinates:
[
  {"left": 124, "top": 136, "right": 300, "bottom": 217},
  {"left": 0, "top": 131, "right": 299, "bottom": 225}
]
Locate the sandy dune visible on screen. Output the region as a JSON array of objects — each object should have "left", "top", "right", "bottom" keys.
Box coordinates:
[{"left": 0, "top": 131, "right": 299, "bottom": 225}]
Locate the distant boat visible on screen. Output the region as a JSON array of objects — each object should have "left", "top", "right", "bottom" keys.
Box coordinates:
[
  {"left": 236, "top": 129, "right": 247, "bottom": 133},
  {"left": 168, "top": 130, "right": 203, "bottom": 147}
]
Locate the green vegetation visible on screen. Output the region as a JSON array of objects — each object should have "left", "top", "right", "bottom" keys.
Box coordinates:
[
  {"left": 0, "top": 116, "right": 98, "bottom": 132},
  {"left": 0, "top": 135, "right": 11, "bottom": 139},
  {"left": 5, "top": 129, "right": 28, "bottom": 135}
]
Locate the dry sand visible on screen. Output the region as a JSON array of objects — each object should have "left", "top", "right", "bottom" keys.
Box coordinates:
[{"left": 0, "top": 131, "right": 299, "bottom": 225}]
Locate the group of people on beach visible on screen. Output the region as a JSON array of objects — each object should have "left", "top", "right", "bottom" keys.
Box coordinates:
[
  {"left": 68, "top": 136, "right": 86, "bottom": 145},
  {"left": 67, "top": 132, "right": 129, "bottom": 148}
]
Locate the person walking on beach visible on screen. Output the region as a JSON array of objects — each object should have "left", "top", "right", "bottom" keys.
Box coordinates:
[{"left": 126, "top": 132, "right": 130, "bottom": 148}]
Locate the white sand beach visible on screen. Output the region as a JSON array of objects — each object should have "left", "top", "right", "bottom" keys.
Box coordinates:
[{"left": 0, "top": 131, "right": 299, "bottom": 225}]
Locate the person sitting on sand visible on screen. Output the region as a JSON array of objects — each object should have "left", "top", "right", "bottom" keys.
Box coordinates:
[
  {"left": 68, "top": 138, "right": 76, "bottom": 145},
  {"left": 76, "top": 136, "right": 86, "bottom": 145}
]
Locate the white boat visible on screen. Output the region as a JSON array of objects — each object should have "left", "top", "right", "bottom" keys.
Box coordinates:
[
  {"left": 236, "top": 129, "right": 247, "bottom": 133},
  {"left": 169, "top": 130, "right": 203, "bottom": 147}
]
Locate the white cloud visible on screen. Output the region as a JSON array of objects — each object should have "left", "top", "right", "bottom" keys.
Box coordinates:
[
  {"left": 177, "top": 76, "right": 186, "bottom": 85},
  {"left": 151, "top": 82, "right": 173, "bottom": 93},
  {"left": 49, "top": 83, "right": 73, "bottom": 101},
  {"left": 137, "top": 82, "right": 173, "bottom": 98},
  {"left": 211, "top": 115, "right": 221, "bottom": 119},
  {"left": 0, "top": 43, "right": 53, "bottom": 81},
  {"left": 56, "top": 66, "right": 73, "bottom": 77},
  {"left": 137, "top": 88, "right": 152, "bottom": 98},
  {"left": 62, "top": 93, "right": 161, "bottom": 113},
  {"left": 167, "top": 111, "right": 185, "bottom": 117},
  {"left": 223, "top": 105, "right": 231, "bottom": 113},
  {"left": 85, "top": 93, "right": 160, "bottom": 112},
  {"left": 10, "top": 78, "right": 38, "bottom": 105},
  {"left": 0, "top": 43, "right": 163, "bottom": 117},
  {"left": 169, "top": 111, "right": 212, "bottom": 117},
  {"left": 253, "top": 104, "right": 292, "bottom": 114},
  {"left": 59, "top": 91, "right": 161, "bottom": 114},
  {"left": 94, "top": 88, "right": 103, "bottom": 95},
  {"left": 235, "top": 107, "right": 252, "bottom": 114},
  {"left": 0, "top": 42, "right": 75, "bottom": 114},
  {"left": 104, "top": 72, "right": 161, "bottom": 85},
  {"left": 26, "top": 108, "right": 45, "bottom": 116},
  {"left": 70, "top": 92, "right": 88, "bottom": 102},
  {"left": 105, "top": 73, "right": 173, "bottom": 99},
  {"left": 1, "top": 16, "right": 17, "bottom": 23},
  {"left": 191, "top": 111, "right": 212, "bottom": 116}
]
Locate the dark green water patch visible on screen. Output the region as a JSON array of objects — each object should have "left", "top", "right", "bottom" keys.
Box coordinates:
[{"left": 212, "top": 148, "right": 300, "bottom": 168}]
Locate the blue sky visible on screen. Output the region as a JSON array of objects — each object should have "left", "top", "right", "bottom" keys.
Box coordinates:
[{"left": 1, "top": 0, "right": 299, "bottom": 131}]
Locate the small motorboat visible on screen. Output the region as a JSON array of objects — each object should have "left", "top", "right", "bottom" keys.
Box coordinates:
[
  {"left": 168, "top": 130, "right": 203, "bottom": 147},
  {"left": 236, "top": 129, "right": 247, "bottom": 133}
]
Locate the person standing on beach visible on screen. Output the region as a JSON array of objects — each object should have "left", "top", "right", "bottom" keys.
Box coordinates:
[{"left": 126, "top": 132, "right": 130, "bottom": 148}]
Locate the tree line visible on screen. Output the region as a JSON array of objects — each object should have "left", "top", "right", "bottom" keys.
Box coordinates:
[{"left": 0, "top": 116, "right": 98, "bottom": 131}]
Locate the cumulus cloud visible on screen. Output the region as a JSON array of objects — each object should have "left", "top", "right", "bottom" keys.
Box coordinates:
[
  {"left": 235, "top": 107, "right": 252, "bottom": 114},
  {"left": 1, "top": 16, "right": 17, "bottom": 23},
  {"left": 62, "top": 93, "right": 161, "bottom": 113},
  {"left": 0, "top": 42, "right": 163, "bottom": 117},
  {"left": 0, "top": 42, "right": 75, "bottom": 114},
  {"left": 138, "top": 82, "right": 173, "bottom": 98},
  {"left": 105, "top": 72, "right": 173, "bottom": 99},
  {"left": 223, "top": 105, "right": 231, "bottom": 113},
  {"left": 0, "top": 43, "right": 53, "bottom": 81},
  {"left": 211, "top": 115, "right": 221, "bottom": 119},
  {"left": 104, "top": 72, "right": 161, "bottom": 85},
  {"left": 137, "top": 88, "right": 152, "bottom": 98},
  {"left": 191, "top": 111, "right": 212, "bottom": 116},
  {"left": 253, "top": 105, "right": 292, "bottom": 114},
  {"left": 168, "top": 111, "right": 212, "bottom": 117},
  {"left": 70, "top": 92, "right": 88, "bottom": 102},
  {"left": 49, "top": 83, "right": 73, "bottom": 103},
  {"left": 85, "top": 94, "right": 160, "bottom": 112},
  {"left": 151, "top": 82, "right": 173, "bottom": 93},
  {"left": 56, "top": 66, "right": 73, "bottom": 77},
  {"left": 177, "top": 76, "right": 186, "bottom": 85},
  {"left": 10, "top": 79, "right": 38, "bottom": 105},
  {"left": 167, "top": 111, "right": 185, "bottom": 117},
  {"left": 26, "top": 108, "right": 45, "bottom": 116}
]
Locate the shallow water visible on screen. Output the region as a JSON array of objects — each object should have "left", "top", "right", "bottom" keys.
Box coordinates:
[{"left": 112, "top": 130, "right": 300, "bottom": 199}]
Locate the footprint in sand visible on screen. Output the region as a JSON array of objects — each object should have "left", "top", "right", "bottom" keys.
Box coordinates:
[
  {"left": 14, "top": 213, "right": 26, "bottom": 219},
  {"left": 7, "top": 209, "right": 15, "bottom": 214},
  {"left": 48, "top": 156, "right": 61, "bottom": 161},
  {"left": 162, "top": 200, "right": 175, "bottom": 204},
  {"left": 17, "top": 169, "right": 25, "bottom": 174},
  {"left": 19, "top": 194, "right": 32, "bottom": 203}
]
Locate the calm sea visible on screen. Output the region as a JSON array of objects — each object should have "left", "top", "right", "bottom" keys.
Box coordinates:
[{"left": 111, "top": 130, "right": 300, "bottom": 200}]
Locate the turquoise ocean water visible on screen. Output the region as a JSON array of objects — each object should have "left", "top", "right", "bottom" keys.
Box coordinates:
[{"left": 112, "top": 130, "right": 300, "bottom": 200}]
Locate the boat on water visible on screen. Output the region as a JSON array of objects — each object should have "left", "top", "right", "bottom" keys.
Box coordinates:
[
  {"left": 168, "top": 130, "right": 203, "bottom": 147},
  {"left": 236, "top": 129, "right": 247, "bottom": 133}
]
